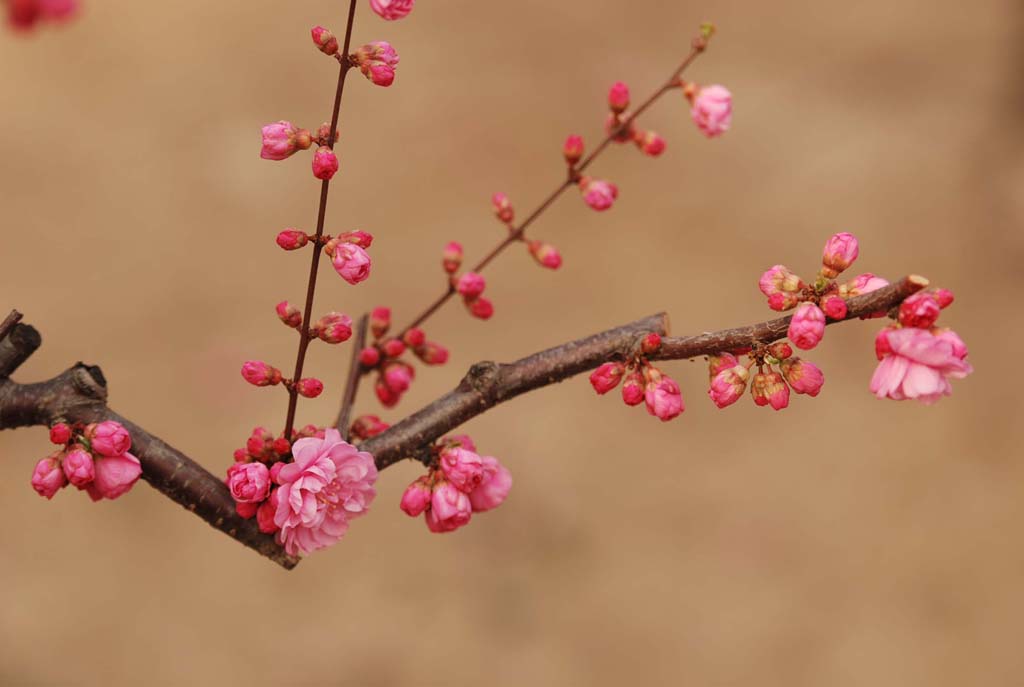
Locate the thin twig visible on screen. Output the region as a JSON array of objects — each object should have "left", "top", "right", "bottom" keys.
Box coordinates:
[
  {"left": 336, "top": 313, "right": 369, "bottom": 439},
  {"left": 0, "top": 310, "right": 23, "bottom": 343}
]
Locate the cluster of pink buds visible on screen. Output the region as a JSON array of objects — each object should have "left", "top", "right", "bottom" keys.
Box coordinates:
[
  {"left": 605, "top": 81, "right": 667, "bottom": 157},
  {"left": 276, "top": 228, "right": 374, "bottom": 284},
  {"left": 5, "top": 0, "right": 76, "bottom": 30},
  {"left": 241, "top": 360, "right": 324, "bottom": 399},
  {"left": 487, "top": 193, "right": 563, "bottom": 271},
  {"left": 31, "top": 421, "right": 142, "bottom": 501},
  {"left": 359, "top": 306, "right": 450, "bottom": 408},
  {"left": 870, "top": 289, "right": 972, "bottom": 403},
  {"left": 369, "top": 0, "right": 413, "bottom": 21},
  {"left": 589, "top": 333, "right": 684, "bottom": 421},
  {"left": 352, "top": 41, "right": 400, "bottom": 87},
  {"left": 400, "top": 435, "right": 512, "bottom": 533},
  {"left": 707, "top": 343, "right": 824, "bottom": 411},
  {"left": 261, "top": 120, "right": 344, "bottom": 181}
]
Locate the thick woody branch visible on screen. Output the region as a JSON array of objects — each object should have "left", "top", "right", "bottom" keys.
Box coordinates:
[{"left": 0, "top": 276, "right": 923, "bottom": 567}]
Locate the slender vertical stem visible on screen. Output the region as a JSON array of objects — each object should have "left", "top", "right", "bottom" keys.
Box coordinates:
[
  {"left": 335, "top": 313, "right": 368, "bottom": 438},
  {"left": 283, "top": 0, "right": 359, "bottom": 440},
  {"left": 0, "top": 310, "right": 23, "bottom": 343}
]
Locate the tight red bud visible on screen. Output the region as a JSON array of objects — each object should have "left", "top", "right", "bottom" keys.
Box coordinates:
[
  {"left": 276, "top": 301, "right": 303, "bottom": 329},
  {"left": 296, "top": 378, "right": 324, "bottom": 399},
  {"left": 641, "top": 332, "right": 662, "bottom": 354},
  {"left": 276, "top": 229, "right": 309, "bottom": 251},
  {"left": 311, "top": 26, "right": 339, "bottom": 56},
  {"left": 492, "top": 193, "right": 514, "bottom": 224},
  {"left": 370, "top": 306, "right": 391, "bottom": 339},
  {"left": 359, "top": 346, "right": 381, "bottom": 367},
  {"left": 414, "top": 341, "right": 449, "bottom": 366},
  {"left": 442, "top": 241, "right": 463, "bottom": 274},
  {"left": 382, "top": 338, "right": 406, "bottom": 358},
  {"left": 403, "top": 328, "right": 426, "bottom": 348}
]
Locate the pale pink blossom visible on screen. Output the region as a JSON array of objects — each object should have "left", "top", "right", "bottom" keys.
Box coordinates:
[
  {"left": 779, "top": 358, "right": 824, "bottom": 396},
  {"left": 708, "top": 364, "right": 749, "bottom": 409},
  {"left": 898, "top": 291, "right": 942, "bottom": 329},
  {"left": 241, "top": 361, "right": 282, "bottom": 387},
  {"left": 62, "top": 447, "right": 95, "bottom": 488},
  {"left": 400, "top": 476, "right": 432, "bottom": 517},
  {"left": 751, "top": 371, "right": 790, "bottom": 410},
  {"left": 370, "top": 0, "right": 414, "bottom": 21},
  {"left": 85, "top": 453, "right": 142, "bottom": 501},
  {"left": 426, "top": 480, "right": 472, "bottom": 533},
  {"left": 468, "top": 456, "right": 512, "bottom": 512},
  {"left": 440, "top": 446, "right": 484, "bottom": 493},
  {"left": 227, "top": 462, "right": 271, "bottom": 503},
  {"left": 312, "top": 146, "right": 339, "bottom": 180},
  {"left": 589, "top": 362, "right": 625, "bottom": 395},
  {"left": 332, "top": 242, "right": 371, "bottom": 284},
  {"left": 260, "top": 121, "right": 311, "bottom": 161},
  {"left": 870, "top": 327, "right": 972, "bottom": 404},
  {"left": 645, "top": 376, "right": 684, "bottom": 421},
  {"left": 788, "top": 302, "right": 826, "bottom": 350},
  {"left": 690, "top": 85, "right": 732, "bottom": 138},
  {"left": 581, "top": 177, "right": 618, "bottom": 212},
  {"left": 31, "top": 454, "right": 66, "bottom": 499},
  {"left": 86, "top": 421, "right": 132, "bottom": 457},
  {"left": 759, "top": 264, "right": 805, "bottom": 311},
  {"left": 621, "top": 370, "right": 645, "bottom": 406},
  {"left": 456, "top": 272, "right": 486, "bottom": 299},
  {"left": 821, "top": 232, "right": 859, "bottom": 278},
  {"left": 274, "top": 428, "right": 378, "bottom": 556}
]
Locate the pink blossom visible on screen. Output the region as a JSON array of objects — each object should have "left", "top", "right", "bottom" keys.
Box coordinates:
[
  {"left": 708, "top": 364, "right": 749, "bottom": 409},
  {"left": 442, "top": 241, "right": 463, "bottom": 273},
  {"left": 312, "top": 146, "right": 339, "bottom": 180},
  {"left": 468, "top": 456, "right": 512, "bottom": 512},
  {"left": 759, "top": 265, "right": 805, "bottom": 311},
  {"left": 85, "top": 453, "right": 142, "bottom": 501},
  {"left": 580, "top": 177, "right": 618, "bottom": 212},
  {"left": 467, "top": 296, "right": 494, "bottom": 320},
  {"left": 310, "top": 26, "right": 339, "bottom": 56},
  {"left": 415, "top": 341, "right": 449, "bottom": 365},
  {"left": 563, "top": 135, "right": 584, "bottom": 165},
  {"left": 621, "top": 370, "right": 645, "bottom": 406},
  {"left": 369, "top": 0, "right": 414, "bottom": 21},
  {"left": 440, "top": 446, "right": 485, "bottom": 492},
  {"left": 241, "top": 361, "right": 282, "bottom": 387},
  {"left": 257, "top": 490, "right": 280, "bottom": 534},
  {"left": 780, "top": 358, "right": 824, "bottom": 396},
  {"left": 400, "top": 476, "right": 432, "bottom": 517},
  {"left": 31, "top": 454, "right": 67, "bottom": 499},
  {"left": 370, "top": 306, "right": 391, "bottom": 338},
  {"left": 645, "top": 376, "right": 684, "bottom": 421},
  {"left": 870, "top": 327, "right": 972, "bottom": 404},
  {"left": 383, "top": 363, "right": 413, "bottom": 393},
  {"left": 492, "top": 193, "right": 514, "bottom": 224},
  {"left": 821, "top": 232, "right": 859, "bottom": 278},
  {"left": 528, "top": 240, "right": 562, "bottom": 269},
  {"left": 276, "top": 301, "right": 303, "bottom": 329},
  {"left": 608, "top": 81, "right": 630, "bottom": 113},
  {"left": 820, "top": 295, "right": 848, "bottom": 320},
  {"left": 590, "top": 362, "right": 625, "bottom": 395},
  {"left": 276, "top": 229, "right": 309, "bottom": 251},
  {"left": 456, "top": 272, "right": 486, "bottom": 299},
  {"left": 86, "top": 421, "right": 132, "bottom": 457},
  {"left": 316, "top": 312, "right": 353, "bottom": 344},
  {"left": 788, "top": 302, "right": 826, "bottom": 350},
  {"left": 62, "top": 447, "right": 95, "bottom": 488},
  {"left": 426, "top": 480, "right": 472, "bottom": 533},
  {"left": 636, "top": 131, "right": 667, "bottom": 157},
  {"left": 273, "top": 429, "right": 378, "bottom": 556},
  {"left": 898, "top": 291, "right": 942, "bottom": 329},
  {"left": 690, "top": 84, "right": 732, "bottom": 138},
  {"left": 296, "top": 378, "right": 324, "bottom": 399},
  {"left": 49, "top": 423, "right": 71, "bottom": 445},
  {"left": 332, "top": 242, "right": 371, "bottom": 285},
  {"left": 260, "top": 121, "right": 311, "bottom": 161},
  {"left": 750, "top": 371, "right": 790, "bottom": 410},
  {"left": 227, "top": 462, "right": 271, "bottom": 503},
  {"left": 354, "top": 41, "right": 400, "bottom": 87}
]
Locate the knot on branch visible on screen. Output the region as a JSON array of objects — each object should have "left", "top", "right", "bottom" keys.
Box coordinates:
[
  {"left": 70, "top": 363, "right": 108, "bottom": 403},
  {"left": 461, "top": 361, "right": 501, "bottom": 394}
]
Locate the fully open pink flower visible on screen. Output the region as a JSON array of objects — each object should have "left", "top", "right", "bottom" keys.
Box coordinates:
[
  {"left": 273, "top": 429, "right": 378, "bottom": 556},
  {"left": 370, "top": 0, "right": 414, "bottom": 20},
  {"left": 870, "top": 327, "right": 972, "bottom": 404},
  {"left": 31, "top": 454, "right": 67, "bottom": 499},
  {"left": 468, "top": 456, "right": 512, "bottom": 512},
  {"left": 227, "top": 462, "right": 270, "bottom": 503},
  {"left": 85, "top": 453, "right": 142, "bottom": 501},
  {"left": 332, "top": 242, "right": 371, "bottom": 284},
  {"left": 690, "top": 85, "right": 732, "bottom": 138}
]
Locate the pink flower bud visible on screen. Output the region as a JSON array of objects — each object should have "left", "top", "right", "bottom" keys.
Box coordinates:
[
  {"left": 708, "top": 353, "right": 740, "bottom": 380},
  {"left": 382, "top": 338, "right": 406, "bottom": 358},
  {"left": 492, "top": 192, "right": 514, "bottom": 224},
  {"left": 440, "top": 446, "right": 485, "bottom": 492},
  {"left": 236, "top": 501, "right": 258, "bottom": 519},
  {"left": 314, "top": 121, "right": 341, "bottom": 146},
  {"left": 49, "top": 423, "right": 71, "bottom": 445},
  {"left": 226, "top": 462, "right": 271, "bottom": 503},
  {"left": 750, "top": 370, "right": 790, "bottom": 410},
  {"left": 62, "top": 446, "right": 95, "bottom": 488},
  {"left": 350, "top": 414, "right": 390, "bottom": 440},
  {"left": 85, "top": 452, "right": 142, "bottom": 501},
  {"left": 621, "top": 370, "right": 645, "bottom": 406},
  {"left": 608, "top": 81, "right": 630, "bottom": 114},
  {"left": 233, "top": 448, "right": 249, "bottom": 462},
  {"left": 779, "top": 358, "right": 824, "bottom": 397},
  {"left": 370, "top": 0, "right": 414, "bottom": 21},
  {"left": 276, "top": 229, "right": 309, "bottom": 251},
  {"left": 31, "top": 454, "right": 67, "bottom": 499},
  {"left": 260, "top": 121, "right": 312, "bottom": 161},
  {"left": 86, "top": 420, "right": 132, "bottom": 457},
  {"left": 467, "top": 296, "right": 494, "bottom": 320},
  {"left": 708, "top": 364, "right": 750, "bottom": 409},
  {"left": 383, "top": 362, "right": 413, "bottom": 394},
  {"left": 635, "top": 130, "right": 667, "bottom": 157},
  {"left": 443, "top": 434, "right": 478, "bottom": 452},
  {"left": 354, "top": 41, "right": 399, "bottom": 87},
  {"left": 527, "top": 240, "right": 562, "bottom": 269},
  {"left": 338, "top": 230, "right": 374, "bottom": 248},
  {"left": 269, "top": 461, "right": 285, "bottom": 484},
  {"left": 689, "top": 84, "right": 732, "bottom": 138},
  {"left": 563, "top": 134, "right": 585, "bottom": 165},
  {"left": 257, "top": 490, "right": 280, "bottom": 534},
  {"left": 644, "top": 375, "right": 684, "bottom": 421},
  {"left": 767, "top": 342, "right": 793, "bottom": 361},
  {"left": 241, "top": 361, "right": 282, "bottom": 387},
  {"left": 788, "top": 303, "right": 826, "bottom": 350},
  {"left": 316, "top": 312, "right": 353, "bottom": 344},
  {"left": 400, "top": 476, "right": 432, "bottom": 517},
  {"left": 296, "top": 378, "right": 324, "bottom": 399},
  {"left": 898, "top": 291, "right": 942, "bottom": 329},
  {"left": 312, "top": 146, "right": 339, "bottom": 180},
  {"left": 272, "top": 437, "right": 291, "bottom": 456},
  {"left": 641, "top": 333, "right": 662, "bottom": 354},
  {"left": 820, "top": 295, "right": 848, "bottom": 320},
  {"left": 370, "top": 306, "right": 391, "bottom": 338},
  {"left": 375, "top": 379, "right": 400, "bottom": 407},
  {"left": 246, "top": 427, "right": 273, "bottom": 459},
  {"left": 310, "top": 25, "right": 339, "bottom": 55},
  {"left": 934, "top": 288, "right": 955, "bottom": 309},
  {"left": 469, "top": 455, "right": 512, "bottom": 512},
  {"left": 332, "top": 242, "right": 371, "bottom": 284},
  {"left": 759, "top": 265, "right": 806, "bottom": 311},
  {"left": 359, "top": 346, "right": 381, "bottom": 368},
  {"left": 580, "top": 176, "right": 618, "bottom": 212},
  {"left": 276, "top": 301, "right": 303, "bottom": 329},
  {"left": 414, "top": 341, "right": 449, "bottom": 366},
  {"left": 427, "top": 480, "right": 472, "bottom": 533},
  {"left": 403, "top": 328, "right": 426, "bottom": 348},
  {"left": 589, "top": 362, "right": 625, "bottom": 395},
  {"left": 821, "top": 232, "right": 860, "bottom": 278},
  {"left": 839, "top": 273, "right": 889, "bottom": 298},
  {"left": 456, "top": 272, "right": 486, "bottom": 299},
  {"left": 442, "top": 241, "right": 463, "bottom": 274}
]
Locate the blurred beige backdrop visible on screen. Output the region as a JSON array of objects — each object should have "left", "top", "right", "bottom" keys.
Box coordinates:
[{"left": 1, "top": 0, "right": 1022, "bottom": 685}]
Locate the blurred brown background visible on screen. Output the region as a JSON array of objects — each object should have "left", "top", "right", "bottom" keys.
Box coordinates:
[{"left": 1, "top": 0, "right": 1021, "bottom": 684}]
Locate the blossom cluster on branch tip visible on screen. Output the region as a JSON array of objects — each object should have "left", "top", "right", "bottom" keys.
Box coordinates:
[
  {"left": 31, "top": 421, "right": 141, "bottom": 501},
  {"left": 359, "top": 306, "right": 450, "bottom": 408},
  {"left": 5, "top": 0, "right": 76, "bottom": 31},
  {"left": 589, "top": 333, "right": 685, "bottom": 421},
  {"left": 400, "top": 435, "right": 512, "bottom": 533},
  {"left": 227, "top": 427, "right": 377, "bottom": 556}
]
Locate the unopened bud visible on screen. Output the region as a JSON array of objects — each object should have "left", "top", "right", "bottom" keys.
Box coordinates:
[
  {"left": 276, "top": 301, "right": 303, "bottom": 329},
  {"left": 492, "top": 192, "right": 514, "bottom": 224},
  {"left": 296, "top": 378, "right": 324, "bottom": 399},
  {"left": 316, "top": 312, "right": 353, "bottom": 344},
  {"left": 442, "top": 241, "right": 463, "bottom": 274},
  {"left": 276, "top": 229, "right": 309, "bottom": 251},
  {"left": 311, "top": 25, "right": 339, "bottom": 56},
  {"left": 370, "top": 306, "right": 391, "bottom": 339}
]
